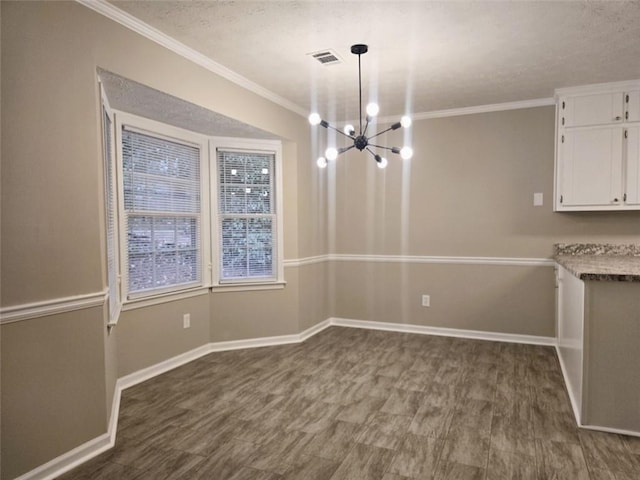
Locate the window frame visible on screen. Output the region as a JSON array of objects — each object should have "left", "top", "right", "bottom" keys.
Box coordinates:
[
  {"left": 99, "top": 82, "right": 122, "bottom": 325},
  {"left": 114, "top": 111, "right": 211, "bottom": 306},
  {"left": 210, "top": 137, "right": 285, "bottom": 291}
]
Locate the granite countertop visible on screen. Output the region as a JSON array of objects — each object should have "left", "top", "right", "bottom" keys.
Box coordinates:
[{"left": 554, "top": 243, "right": 640, "bottom": 282}]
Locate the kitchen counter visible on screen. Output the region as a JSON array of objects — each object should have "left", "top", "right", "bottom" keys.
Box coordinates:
[{"left": 554, "top": 243, "right": 640, "bottom": 282}]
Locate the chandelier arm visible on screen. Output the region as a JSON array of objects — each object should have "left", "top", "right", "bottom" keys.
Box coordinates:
[
  {"left": 366, "top": 143, "right": 398, "bottom": 152},
  {"left": 338, "top": 145, "right": 356, "bottom": 155},
  {"left": 363, "top": 117, "right": 371, "bottom": 137},
  {"left": 367, "top": 126, "right": 395, "bottom": 141},
  {"left": 365, "top": 147, "right": 378, "bottom": 160}
]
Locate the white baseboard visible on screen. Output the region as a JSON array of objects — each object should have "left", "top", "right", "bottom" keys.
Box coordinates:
[
  {"left": 14, "top": 316, "right": 559, "bottom": 480},
  {"left": 117, "top": 344, "right": 213, "bottom": 391},
  {"left": 329, "top": 317, "right": 556, "bottom": 346},
  {"left": 12, "top": 432, "right": 112, "bottom": 480}
]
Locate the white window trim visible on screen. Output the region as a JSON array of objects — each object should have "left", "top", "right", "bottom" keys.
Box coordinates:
[
  {"left": 209, "top": 137, "right": 285, "bottom": 291},
  {"left": 114, "top": 111, "right": 211, "bottom": 306},
  {"left": 99, "top": 81, "right": 122, "bottom": 326}
]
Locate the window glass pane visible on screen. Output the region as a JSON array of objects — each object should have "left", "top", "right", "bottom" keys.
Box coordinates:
[
  {"left": 122, "top": 126, "right": 202, "bottom": 296},
  {"left": 127, "top": 216, "right": 199, "bottom": 293},
  {"left": 122, "top": 129, "right": 200, "bottom": 214},
  {"left": 217, "top": 149, "right": 275, "bottom": 282},
  {"left": 248, "top": 217, "right": 273, "bottom": 277}
]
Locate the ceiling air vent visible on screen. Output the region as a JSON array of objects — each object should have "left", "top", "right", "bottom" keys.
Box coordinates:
[{"left": 308, "top": 49, "right": 342, "bottom": 66}]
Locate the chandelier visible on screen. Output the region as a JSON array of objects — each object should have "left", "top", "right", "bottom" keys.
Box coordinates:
[{"left": 309, "top": 44, "right": 413, "bottom": 169}]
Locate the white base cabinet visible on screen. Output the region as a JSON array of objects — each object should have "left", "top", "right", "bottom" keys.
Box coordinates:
[{"left": 555, "top": 265, "right": 640, "bottom": 435}]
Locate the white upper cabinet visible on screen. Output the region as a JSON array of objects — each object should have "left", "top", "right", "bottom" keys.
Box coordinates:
[
  {"left": 555, "top": 80, "right": 640, "bottom": 211},
  {"left": 562, "top": 92, "right": 624, "bottom": 127}
]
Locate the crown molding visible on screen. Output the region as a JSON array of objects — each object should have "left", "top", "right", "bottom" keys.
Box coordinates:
[
  {"left": 76, "top": 0, "right": 307, "bottom": 117},
  {"left": 78, "top": 1, "right": 557, "bottom": 123},
  {"left": 407, "top": 97, "right": 555, "bottom": 122}
]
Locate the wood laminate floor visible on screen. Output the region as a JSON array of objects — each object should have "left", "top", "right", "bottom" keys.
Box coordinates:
[{"left": 57, "top": 326, "right": 640, "bottom": 479}]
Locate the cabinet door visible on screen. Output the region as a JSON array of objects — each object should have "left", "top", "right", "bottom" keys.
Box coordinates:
[
  {"left": 626, "top": 90, "right": 640, "bottom": 122},
  {"left": 562, "top": 92, "right": 624, "bottom": 127},
  {"left": 559, "top": 127, "right": 623, "bottom": 206},
  {"left": 625, "top": 126, "right": 640, "bottom": 205}
]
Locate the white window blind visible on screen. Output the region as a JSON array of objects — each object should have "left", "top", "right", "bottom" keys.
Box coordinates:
[
  {"left": 122, "top": 127, "right": 202, "bottom": 296},
  {"left": 217, "top": 149, "right": 276, "bottom": 282},
  {"left": 102, "top": 105, "right": 119, "bottom": 321}
]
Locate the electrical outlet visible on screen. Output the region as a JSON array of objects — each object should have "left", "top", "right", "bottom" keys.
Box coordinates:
[
  {"left": 183, "top": 313, "right": 190, "bottom": 329},
  {"left": 421, "top": 295, "right": 430, "bottom": 307}
]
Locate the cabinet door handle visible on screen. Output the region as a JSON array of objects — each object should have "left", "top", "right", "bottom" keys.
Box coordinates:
[
  {"left": 624, "top": 193, "right": 627, "bottom": 202},
  {"left": 613, "top": 198, "right": 619, "bottom": 203},
  {"left": 615, "top": 116, "right": 622, "bottom": 121}
]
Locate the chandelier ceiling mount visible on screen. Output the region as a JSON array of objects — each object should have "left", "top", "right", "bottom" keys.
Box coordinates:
[{"left": 309, "top": 44, "right": 413, "bottom": 169}]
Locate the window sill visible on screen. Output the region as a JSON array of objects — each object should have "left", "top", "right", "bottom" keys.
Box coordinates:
[
  {"left": 122, "top": 287, "right": 209, "bottom": 311},
  {"left": 211, "top": 281, "right": 287, "bottom": 293}
]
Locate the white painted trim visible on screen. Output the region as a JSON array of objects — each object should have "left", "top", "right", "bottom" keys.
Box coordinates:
[
  {"left": 76, "top": 0, "right": 307, "bottom": 117},
  {"left": 12, "top": 431, "right": 113, "bottom": 480},
  {"left": 329, "top": 254, "right": 555, "bottom": 267},
  {"left": 121, "top": 287, "right": 210, "bottom": 312},
  {"left": 402, "top": 98, "right": 555, "bottom": 122},
  {"left": 289, "top": 253, "right": 555, "bottom": 268},
  {"left": 579, "top": 423, "right": 640, "bottom": 438},
  {"left": 0, "top": 291, "right": 107, "bottom": 325},
  {"left": 300, "top": 319, "right": 332, "bottom": 341},
  {"left": 211, "top": 282, "right": 286, "bottom": 293},
  {"left": 284, "top": 255, "right": 329, "bottom": 267},
  {"left": 330, "top": 317, "right": 556, "bottom": 346},
  {"left": 118, "top": 344, "right": 213, "bottom": 390}
]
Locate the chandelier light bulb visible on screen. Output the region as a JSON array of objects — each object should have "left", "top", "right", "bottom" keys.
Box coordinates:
[
  {"left": 308, "top": 113, "right": 321, "bottom": 126},
  {"left": 366, "top": 103, "right": 379, "bottom": 117},
  {"left": 316, "top": 156, "right": 328, "bottom": 168},
  {"left": 377, "top": 156, "right": 388, "bottom": 169},
  {"left": 401, "top": 116, "right": 412, "bottom": 128},
  {"left": 325, "top": 147, "right": 339, "bottom": 161},
  {"left": 344, "top": 124, "right": 355, "bottom": 136},
  {"left": 400, "top": 146, "right": 414, "bottom": 160}
]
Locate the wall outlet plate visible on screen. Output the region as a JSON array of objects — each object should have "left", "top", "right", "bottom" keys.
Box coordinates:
[
  {"left": 422, "top": 295, "right": 430, "bottom": 307},
  {"left": 183, "top": 313, "right": 191, "bottom": 329}
]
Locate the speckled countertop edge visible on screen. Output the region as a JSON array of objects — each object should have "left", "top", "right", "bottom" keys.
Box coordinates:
[{"left": 554, "top": 243, "right": 640, "bottom": 282}]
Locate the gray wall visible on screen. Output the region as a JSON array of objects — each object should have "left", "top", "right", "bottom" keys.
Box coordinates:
[
  {"left": 0, "top": 2, "right": 323, "bottom": 478},
  {"left": 2, "top": 1, "right": 640, "bottom": 479},
  {"left": 329, "top": 107, "right": 640, "bottom": 335}
]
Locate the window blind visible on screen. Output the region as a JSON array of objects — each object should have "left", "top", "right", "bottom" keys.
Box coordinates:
[
  {"left": 122, "top": 128, "right": 201, "bottom": 295},
  {"left": 217, "top": 149, "right": 276, "bottom": 281}
]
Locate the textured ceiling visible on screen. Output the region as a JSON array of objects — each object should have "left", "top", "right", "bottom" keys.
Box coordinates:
[
  {"left": 99, "top": 69, "right": 278, "bottom": 139},
  {"left": 109, "top": 1, "right": 640, "bottom": 122}
]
